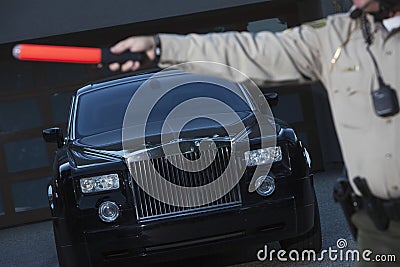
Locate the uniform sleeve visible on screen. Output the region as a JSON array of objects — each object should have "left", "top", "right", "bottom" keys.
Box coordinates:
[{"left": 158, "top": 25, "right": 325, "bottom": 84}]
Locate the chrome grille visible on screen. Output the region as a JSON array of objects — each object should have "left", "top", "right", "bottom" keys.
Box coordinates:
[{"left": 128, "top": 145, "right": 242, "bottom": 221}]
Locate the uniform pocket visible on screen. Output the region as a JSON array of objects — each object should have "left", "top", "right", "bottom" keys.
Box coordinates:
[{"left": 330, "top": 71, "right": 373, "bottom": 130}]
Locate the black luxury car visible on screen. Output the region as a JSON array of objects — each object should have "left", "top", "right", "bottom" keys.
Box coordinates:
[{"left": 44, "top": 70, "right": 321, "bottom": 267}]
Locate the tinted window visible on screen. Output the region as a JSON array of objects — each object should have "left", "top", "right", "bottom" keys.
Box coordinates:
[
  {"left": 147, "top": 82, "right": 250, "bottom": 123},
  {"left": 75, "top": 80, "right": 250, "bottom": 138},
  {"left": 76, "top": 82, "right": 140, "bottom": 137}
]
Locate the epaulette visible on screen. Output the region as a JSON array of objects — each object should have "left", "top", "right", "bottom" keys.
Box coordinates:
[
  {"left": 303, "top": 18, "right": 327, "bottom": 29},
  {"left": 282, "top": 18, "right": 327, "bottom": 34}
]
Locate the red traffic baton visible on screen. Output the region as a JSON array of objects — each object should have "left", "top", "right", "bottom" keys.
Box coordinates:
[{"left": 12, "top": 44, "right": 148, "bottom": 64}]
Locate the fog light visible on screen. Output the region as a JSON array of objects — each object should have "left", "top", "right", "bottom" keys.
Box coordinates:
[
  {"left": 98, "top": 201, "right": 119, "bottom": 222},
  {"left": 255, "top": 176, "right": 275, "bottom": 196}
]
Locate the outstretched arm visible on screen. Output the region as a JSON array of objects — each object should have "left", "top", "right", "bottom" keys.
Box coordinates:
[{"left": 109, "top": 25, "right": 325, "bottom": 84}]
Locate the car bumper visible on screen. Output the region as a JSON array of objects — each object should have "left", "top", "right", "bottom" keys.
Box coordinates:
[{"left": 58, "top": 190, "right": 316, "bottom": 266}]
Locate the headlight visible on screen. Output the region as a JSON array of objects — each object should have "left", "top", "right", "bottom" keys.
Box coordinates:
[
  {"left": 80, "top": 174, "right": 120, "bottom": 193},
  {"left": 244, "top": 146, "right": 282, "bottom": 166}
]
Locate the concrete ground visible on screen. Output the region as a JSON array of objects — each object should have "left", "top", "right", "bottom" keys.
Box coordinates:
[{"left": 0, "top": 169, "right": 358, "bottom": 267}]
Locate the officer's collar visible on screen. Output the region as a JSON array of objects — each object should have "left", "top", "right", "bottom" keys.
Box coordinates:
[{"left": 382, "top": 15, "right": 400, "bottom": 32}]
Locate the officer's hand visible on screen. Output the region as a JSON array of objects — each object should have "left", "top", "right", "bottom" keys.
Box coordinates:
[{"left": 108, "top": 36, "right": 156, "bottom": 72}]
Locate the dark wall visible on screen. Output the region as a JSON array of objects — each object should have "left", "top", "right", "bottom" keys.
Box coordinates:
[
  {"left": 0, "top": 0, "right": 282, "bottom": 44},
  {"left": 0, "top": 0, "right": 336, "bottom": 228}
]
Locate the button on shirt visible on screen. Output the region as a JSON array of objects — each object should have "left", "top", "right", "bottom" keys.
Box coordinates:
[{"left": 159, "top": 12, "right": 400, "bottom": 199}]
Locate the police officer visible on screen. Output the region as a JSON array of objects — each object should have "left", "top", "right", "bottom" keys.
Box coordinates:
[{"left": 108, "top": 0, "right": 400, "bottom": 265}]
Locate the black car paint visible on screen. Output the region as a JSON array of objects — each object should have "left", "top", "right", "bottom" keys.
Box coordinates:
[{"left": 45, "top": 71, "right": 318, "bottom": 266}]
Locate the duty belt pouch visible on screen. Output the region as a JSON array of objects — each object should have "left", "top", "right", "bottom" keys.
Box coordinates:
[
  {"left": 371, "top": 82, "right": 400, "bottom": 117},
  {"left": 353, "top": 177, "right": 390, "bottom": 231},
  {"left": 333, "top": 177, "right": 360, "bottom": 238}
]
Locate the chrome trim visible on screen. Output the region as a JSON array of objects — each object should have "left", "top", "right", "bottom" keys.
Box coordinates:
[
  {"left": 129, "top": 145, "right": 242, "bottom": 221},
  {"left": 67, "top": 95, "right": 76, "bottom": 140},
  {"left": 145, "top": 231, "right": 244, "bottom": 252},
  {"left": 47, "top": 185, "right": 54, "bottom": 211}
]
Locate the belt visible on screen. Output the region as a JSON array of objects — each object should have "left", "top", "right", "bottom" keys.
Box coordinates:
[
  {"left": 361, "top": 197, "right": 400, "bottom": 222},
  {"left": 353, "top": 177, "right": 400, "bottom": 230},
  {"left": 381, "top": 198, "right": 400, "bottom": 221}
]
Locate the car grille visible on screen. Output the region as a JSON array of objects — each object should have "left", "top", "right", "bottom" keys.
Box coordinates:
[{"left": 127, "top": 145, "right": 242, "bottom": 221}]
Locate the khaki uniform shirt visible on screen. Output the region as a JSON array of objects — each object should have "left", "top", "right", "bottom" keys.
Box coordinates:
[{"left": 158, "top": 12, "right": 400, "bottom": 200}]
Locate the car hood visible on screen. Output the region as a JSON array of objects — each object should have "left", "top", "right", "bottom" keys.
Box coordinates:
[{"left": 69, "top": 111, "right": 277, "bottom": 167}]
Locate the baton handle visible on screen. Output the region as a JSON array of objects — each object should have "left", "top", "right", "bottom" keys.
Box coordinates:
[{"left": 100, "top": 48, "right": 148, "bottom": 64}]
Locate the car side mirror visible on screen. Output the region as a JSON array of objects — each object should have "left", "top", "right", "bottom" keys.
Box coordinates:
[
  {"left": 42, "top": 127, "right": 64, "bottom": 148},
  {"left": 264, "top": 92, "right": 279, "bottom": 107}
]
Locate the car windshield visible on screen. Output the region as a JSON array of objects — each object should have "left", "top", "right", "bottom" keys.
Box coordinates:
[{"left": 74, "top": 77, "right": 252, "bottom": 138}]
